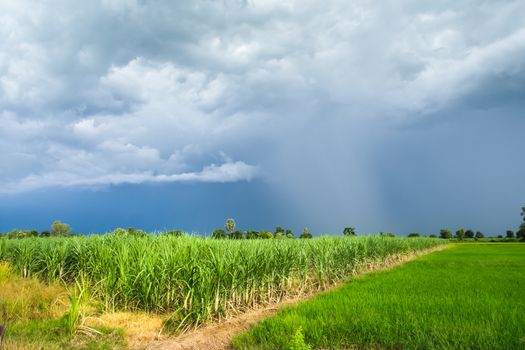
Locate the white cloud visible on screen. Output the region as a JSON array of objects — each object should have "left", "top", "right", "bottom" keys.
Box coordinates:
[{"left": 1, "top": 161, "right": 258, "bottom": 194}]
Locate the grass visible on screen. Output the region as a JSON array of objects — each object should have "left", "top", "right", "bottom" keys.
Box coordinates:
[
  {"left": 233, "top": 243, "right": 525, "bottom": 350},
  {"left": 0, "top": 235, "right": 444, "bottom": 332},
  {"left": 0, "top": 263, "right": 125, "bottom": 349}
]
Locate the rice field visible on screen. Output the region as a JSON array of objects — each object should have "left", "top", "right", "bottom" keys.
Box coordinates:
[
  {"left": 0, "top": 235, "right": 443, "bottom": 331},
  {"left": 233, "top": 243, "right": 525, "bottom": 350}
]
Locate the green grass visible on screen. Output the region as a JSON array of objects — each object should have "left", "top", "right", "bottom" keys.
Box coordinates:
[
  {"left": 233, "top": 243, "right": 525, "bottom": 350},
  {"left": 0, "top": 235, "right": 444, "bottom": 331}
]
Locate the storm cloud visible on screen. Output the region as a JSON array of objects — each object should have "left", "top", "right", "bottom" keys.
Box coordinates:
[{"left": 1, "top": 0, "right": 524, "bottom": 234}]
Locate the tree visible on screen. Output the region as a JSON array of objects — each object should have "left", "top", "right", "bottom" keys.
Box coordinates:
[
  {"left": 274, "top": 231, "right": 285, "bottom": 239},
  {"left": 40, "top": 230, "right": 50, "bottom": 237},
  {"left": 518, "top": 206, "right": 525, "bottom": 241},
  {"left": 407, "top": 233, "right": 420, "bottom": 238},
  {"left": 275, "top": 226, "right": 284, "bottom": 234},
  {"left": 455, "top": 228, "right": 465, "bottom": 241},
  {"left": 212, "top": 229, "right": 227, "bottom": 239},
  {"left": 51, "top": 220, "right": 71, "bottom": 237},
  {"left": 259, "top": 231, "right": 274, "bottom": 239},
  {"left": 230, "top": 230, "right": 244, "bottom": 239},
  {"left": 379, "top": 232, "right": 395, "bottom": 237},
  {"left": 439, "top": 229, "right": 452, "bottom": 239},
  {"left": 517, "top": 227, "right": 525, "bottom": 240},
  {"left": 225, "top": 218, "right": 236, "bottom": 235},
  {"left": 163, "top": 230, "right": 183, "bottom": 237},
  {"left": 465, "top": 230, "right": 474, "bottom": 239},
  {"left": 506, "top": 230, "right": 515, "bottom": 239},
  {"left": 285, "top": 229, "right": 294, "bottom": 238},
  {"left": 299, "top": 228, "right": 312, "bottom": 239},
  {"left": 343, "top": 227, "right": 356, "bottom": 236},
  {"left": 246, "top": 230, "right": 259, "bottom": 239},
  {"left": 429, "top": 234, "right": 437, "bottom": 238},
  {"left": 475, "top": 231, "right": 484, "bottom": 240}
]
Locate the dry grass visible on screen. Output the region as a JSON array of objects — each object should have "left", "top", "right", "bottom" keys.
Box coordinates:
[
  {"left": 0, "top": 262, "right": 68, "bottom": 322},
  {"left": 84, "top": 312, "right": 165, "bottom": 349}
]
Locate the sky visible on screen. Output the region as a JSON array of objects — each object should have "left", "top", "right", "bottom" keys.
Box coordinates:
[{"left": 1, "top": 0, "right": 524, "bottom": 236}]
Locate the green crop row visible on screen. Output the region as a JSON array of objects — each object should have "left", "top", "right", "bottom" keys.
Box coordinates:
[{"left": 0, "top": 235, "right": 444, "bottom": 330}]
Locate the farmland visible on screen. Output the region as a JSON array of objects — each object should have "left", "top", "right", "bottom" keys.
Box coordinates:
[
  {"left": 234, "top": 243, "right": 525, "bottom": 350},
  {"left": 0, "top": 234, "right": 443, "bottom": 347}
]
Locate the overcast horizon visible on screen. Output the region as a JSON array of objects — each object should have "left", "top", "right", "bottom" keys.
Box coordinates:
[{"left": 1, "top": 1, "right": 524, "bottom": 236}]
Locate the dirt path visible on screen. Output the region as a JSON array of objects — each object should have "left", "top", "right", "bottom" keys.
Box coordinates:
[{"left": 145, "top": 245, "right": 447, "bottom": 350}]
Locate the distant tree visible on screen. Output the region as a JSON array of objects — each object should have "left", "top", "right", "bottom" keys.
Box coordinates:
[
  {"left": 127, "top": 227, "right": 146, "bottom": 237},
  {"left": 245, "top": 230, "right": 260, "bottom": 239},
  {"left": 230, "top": 230, "right": 244, "bottom": 239},
  {"left": 212, "top": 229, "right": 227, "bottom": 239},
  {"left": 299, "top": 228, "right": 312, "bottom": 239},
  {"left": 162, "top": 230, "right": 183, "bottom": 237},
  {"left": 465, "top": 230, "right": 474, "bottom": 239},
  {"left": 40, "top": 230, "right": 51, "bottom": 237},
  {"left": 407, "top": 233, "right": 420, "bottom": 238},
  {"left": 379, "top": 232, "right": 395, "bottom": 237},
  {"left": 475, "top": 231, "right": 484, "bottom": 240},
  {"left": 455, "top": 228, "right": 465, "bottom": 241},
  {"left": 112, "top": 228, "right": 128, "bottom": 236},
  {"left": 225, "top": 218, "right": 236, "bottom": 235},
  {"left": 7, "top": 230, "right": 30, "bottom": 239},
  {"left": 274, "top": 231, "right": 285, "bottom": 239},
  {"left": 343, "top": 227, "right": 356, "bottom": 236},
  {"left": 51, "top": 220, "right": 71, "bottom": 237},
  {"left": 259, "top": 231, "right": 274, "bottom": 239},
  {"left": 506, "top": 230, "right": 515, "bottom": 239},
  {"left": 285, "top": 229, "right": 294, "bottom": 238},
  {"left": 518, "top": 207, "right": 525, "bottom": 240},
  {"left": 275, "top": 226, "right": 284, "bottom": 234},
  {"left": 439, "top": 229, "right": 452, "bottom": 239},
  {"left": 429, "top": 234, "right": 437, "bottom": 238},
  {"left": 497, "top": 235, "right": 503, "bottom": 238}
]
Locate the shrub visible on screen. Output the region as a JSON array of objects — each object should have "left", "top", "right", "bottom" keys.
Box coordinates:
[
  {"left": 408, "top": 233, "right": 420, "bottom": 238},
  {"left": 288, "top": 327, "right": 311, "bottom": 350}
]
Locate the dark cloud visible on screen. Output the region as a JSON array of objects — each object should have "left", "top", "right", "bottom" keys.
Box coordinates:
[{"left": 1, "top": 0, "right": 524, "bottom": 233}]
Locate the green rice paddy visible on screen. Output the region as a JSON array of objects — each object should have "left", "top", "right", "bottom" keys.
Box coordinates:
[{"left": 234, "top": 243, "right": 525, "bottom": 350}]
